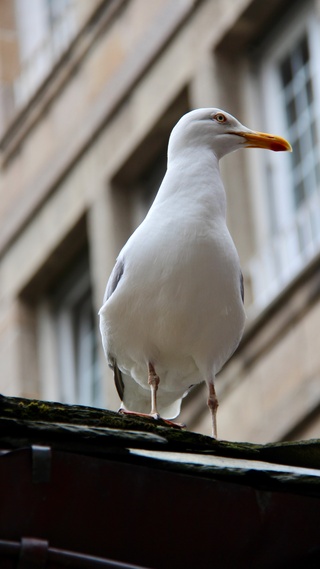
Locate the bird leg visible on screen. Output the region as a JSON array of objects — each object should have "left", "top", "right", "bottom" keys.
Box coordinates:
[
  {"left": 208, "top": 382, "right": 219, "bottom": 439},
  {"left": 148, "top": 362, "right": 160, "bottom": 418},
  {"left": 118, "top": 363, "right": 185, "bottom": 430},
  {"left": 147, "top": 362, "right": 186, "bottom": 429}
]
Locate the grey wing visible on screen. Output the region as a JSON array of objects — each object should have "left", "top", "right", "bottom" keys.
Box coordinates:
[
  {"left": 240, "top": 270, "right": 244, "bottom": 303},
  {"left": 101, "top": 258, "right": 125, "bottom": 400},
  {"left": 110, "top": 357, "right": 124, "bottom": 401},
  {"left": 103, "top": 257, "right": 125, "bottom": 304}
]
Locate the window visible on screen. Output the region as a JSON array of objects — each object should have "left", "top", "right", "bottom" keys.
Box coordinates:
[
  {"left": 51, "top": 257, "right": 102, "bottom": 407},
  {"left": 248, "top": 2, "right": 320, "bottom": 311},
  {"left": 54, "top": 261, "right": 102, "bottom": 407},
  {"left": 14, "top": 0, "right": 75, "bottom": 107},
  {"left": 281, "top": 36, "right": 318, "bottom": 205}
]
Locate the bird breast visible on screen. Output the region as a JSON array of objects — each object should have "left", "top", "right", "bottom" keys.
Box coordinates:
[{"left": 102, "top": 215, "right": 245, "bottom": 390}]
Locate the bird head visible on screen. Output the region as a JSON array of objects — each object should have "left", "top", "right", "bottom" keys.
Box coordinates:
[{"left": 168, "top": 108, "right": 292, "bottom": 161}]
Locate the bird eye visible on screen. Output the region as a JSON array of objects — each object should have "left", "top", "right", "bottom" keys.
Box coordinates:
[{"left": 213, "top": 113, "right": 227, "bottom": 123}]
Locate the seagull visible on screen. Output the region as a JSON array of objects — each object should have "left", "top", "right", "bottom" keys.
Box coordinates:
[{"left": 99, "top": 108, "right": 291, "bottom": 437}]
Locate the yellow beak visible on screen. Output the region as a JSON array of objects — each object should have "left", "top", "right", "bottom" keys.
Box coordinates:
[{"left": 238, "top": 130, "right": 292, "bottom": 152}]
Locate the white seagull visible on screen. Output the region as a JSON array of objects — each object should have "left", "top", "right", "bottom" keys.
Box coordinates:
[{"left": 99, "top": 108, "right": 291, "bottom": 437}]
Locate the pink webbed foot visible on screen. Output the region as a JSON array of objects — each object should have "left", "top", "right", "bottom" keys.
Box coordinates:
[{"left": 118, "top": 408, "right": 185, "bottom": 429}]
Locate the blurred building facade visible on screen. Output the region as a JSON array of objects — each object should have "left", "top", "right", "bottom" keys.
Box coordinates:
[{"left": 0, "top": 0, "right": 320, "bottom": 443}]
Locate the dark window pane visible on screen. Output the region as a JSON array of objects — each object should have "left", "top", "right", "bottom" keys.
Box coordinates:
[
  {"left": 315, "top": 162, "right": 320, "bottom": 186},
  {"left": 301, "top": 128, "right": 312, "bottom": 155},
  {"left": 311, "top": 121, "right": 318, "bottom": 147},
  {"left": 291, "top": 139, "right": 302, "bottom": 167},
  {"left": 280, "top": 56, "right": 292, "bottom": 87},
  {"left": 294, "top": 179, "right": 306, "bottom": 207},
  {"left": 292, "top": 35, "right": 310, "bottom": 74},
  {"left": 300, "top": 35, "right": 310, "bottom": 66},
  {"left": 304, "top": 169, "right": 315, "bottom": 196},
  {"left": 306, "top": 78, "right": 314, "bottom": 105},
  {"left": 286, "top": 97, "right": 297, "bottom": 125}
]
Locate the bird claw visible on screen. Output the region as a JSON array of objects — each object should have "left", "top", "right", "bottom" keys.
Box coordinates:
[
  {"left": 118, "top": 408, "right": 186, "bottom": 429},
  {"left": 161, "top": 419, "right": 186, "bottom": 430},
  {"left": 152, "top": 414, "right": 186, "bottom": 429}
]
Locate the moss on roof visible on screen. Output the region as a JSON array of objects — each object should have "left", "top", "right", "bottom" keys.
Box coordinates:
[{"left": 1, "top": 393, "right": 320, "bottom": 470}]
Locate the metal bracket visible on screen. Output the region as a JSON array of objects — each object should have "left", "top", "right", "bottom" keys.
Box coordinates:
[
  {"left": 18, "top": 538, "right": 48, "bottom": 569},
  {"left": 31, "top": 445, "right": 52, "bottom": 484}
]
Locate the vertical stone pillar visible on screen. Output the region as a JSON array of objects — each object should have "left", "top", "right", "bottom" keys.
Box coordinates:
[
  {"left": 0, "top": 297, "right": 39, "bottom": 398},
  {"left": 0, "top": 0, "right": 19, "bottom": 133},
  {"left": 87, "top": 181, "right": 130, "bottom": 411}
]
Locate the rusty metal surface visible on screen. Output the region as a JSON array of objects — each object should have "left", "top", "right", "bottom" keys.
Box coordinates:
[{"left": 0, "top": 446, "right": 320, "bottom": 568}]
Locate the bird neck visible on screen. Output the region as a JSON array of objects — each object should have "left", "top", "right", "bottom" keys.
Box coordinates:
[{"left": 160, "top": 147, "right": 227, "bottom": 220}]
